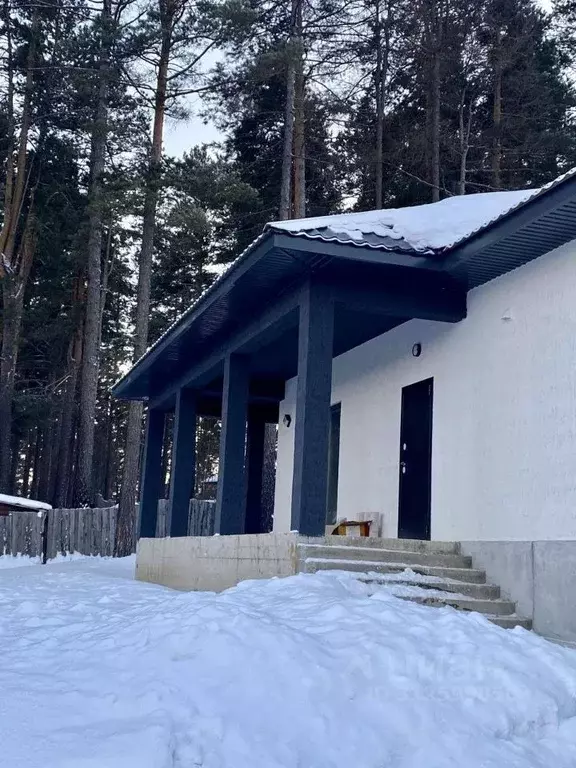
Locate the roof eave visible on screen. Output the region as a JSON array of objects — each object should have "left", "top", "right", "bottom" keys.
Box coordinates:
[
  {"left": 112, "top": 231, "right": 275, "bottom": 399},
  {"left": 443, "top": 173, "right": 576, "bottom": 273}
]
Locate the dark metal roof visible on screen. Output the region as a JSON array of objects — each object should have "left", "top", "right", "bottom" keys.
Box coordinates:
[
  {"left": 267, "top": 225, "right": 421, "bottom": 253},
  {"left": 113, "top": 169, "right": 576, "bottom": 401},
  {"left": 442, "top": 170, "right": 576, "bottom": 287}
]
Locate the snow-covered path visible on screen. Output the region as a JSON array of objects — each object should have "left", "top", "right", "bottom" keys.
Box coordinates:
[{"left": 2, "top": 557, "right": 576, "bottom": 768}]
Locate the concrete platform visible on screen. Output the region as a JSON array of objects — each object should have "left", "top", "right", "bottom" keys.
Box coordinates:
[{"left": 136, "top": 533, "right": 300, "bottom": 591}]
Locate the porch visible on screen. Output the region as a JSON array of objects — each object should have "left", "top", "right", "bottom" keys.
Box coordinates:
[{"left": 113, "top": 233, "right": 466, "bottom": 542}]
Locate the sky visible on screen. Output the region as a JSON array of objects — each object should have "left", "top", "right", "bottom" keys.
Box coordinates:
[{"left": 163, "top": 0, "right": 555, "bottom": 158}]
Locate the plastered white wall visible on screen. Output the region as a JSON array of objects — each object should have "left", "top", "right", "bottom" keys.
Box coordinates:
[{"left": 273, "top": 240, "right": 576, "bottom": 541}]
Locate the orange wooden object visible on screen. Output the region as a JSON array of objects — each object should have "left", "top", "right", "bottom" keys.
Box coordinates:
[{"left": 332, "top": 520, "right": 372, "bottom": 537}]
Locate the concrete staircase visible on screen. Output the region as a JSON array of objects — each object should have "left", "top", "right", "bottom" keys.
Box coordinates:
[{"left": 298, "top": 536, "right": 531, "bottom": 630}]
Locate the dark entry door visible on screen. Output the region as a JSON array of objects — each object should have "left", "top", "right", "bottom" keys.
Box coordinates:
[{"left": 398, "top": 378, "right": 433, "bottom": 540}]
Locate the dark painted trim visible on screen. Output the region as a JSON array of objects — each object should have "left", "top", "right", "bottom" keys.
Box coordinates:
[
  {"left": 201, "top": 379, "right": 285, "bottom": 403},
  {"left": 330, "top": 279, "right": 466, "bottom": 323},
  {"left": 442, "top": 176, "right": 576, "bottom": 272},
  {"left": 245, "top": 414, "right": 266, "bottom": 534},
  {"left": 138, "top": 408, "right": 165, "bottom": 538},
  {"left": 291, "top": 280, "right": 334, "bottom": 536},
  {"left": 113, "top": 232, "right": 275, "bottom": 399},
  {"left": 149, "top": 288, "right": 300, "bottom": 409},
  {"left": 215, "top": 354, "right": 250, "bottom": 534},
  {"left": 167, "top": 389, "right": 197, "bottom": 537},
  {"left": 272, "top": 233, "right": 435, "bottom": 270},
  {"left": 193, "top": 399, "right": 279, "bottom": 422}
]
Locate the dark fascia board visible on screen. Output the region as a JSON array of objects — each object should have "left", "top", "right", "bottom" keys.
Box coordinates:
[
  {"left": 443, "top": 174, "right": 576, "bottom": 273},
  {"left": 272, "top": 233, "right": 439, "bottom": 271},
  {"left": 112, "top": 232, "right": 275, "bottom": 398}
]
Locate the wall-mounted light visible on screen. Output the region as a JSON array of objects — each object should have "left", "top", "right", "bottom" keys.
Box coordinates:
[
  {"left": 283, "top": 414, "right": 292, "bottom": 428},
  {"left": 412, "top": 342, "right": 422, "bottom": 358}
]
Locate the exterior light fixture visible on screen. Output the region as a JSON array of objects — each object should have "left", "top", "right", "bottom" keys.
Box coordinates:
[
  {"left": 283, "top": 414, "right": 292, "bottom": 428},
  {"left": 412, "top": 343, "right": 422, "bottom": 357}
]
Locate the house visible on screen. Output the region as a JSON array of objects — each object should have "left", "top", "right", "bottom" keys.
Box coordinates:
[
  {"left": 0, "top": 493, "right": 52, "bottom": 517},
  {"left": 113, "top": 169, "right": 576, "bottom": 642}
]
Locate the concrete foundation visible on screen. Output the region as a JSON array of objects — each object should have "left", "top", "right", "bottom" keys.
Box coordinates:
[
  {"left": 137, "top": 533, "right": 576, "bottom": 645},
  {"left": 136, "top": 533, "right": 300, "bottom": 592},
  {"left": 461, "top": 540, "right": 576, "bottom": 645}
]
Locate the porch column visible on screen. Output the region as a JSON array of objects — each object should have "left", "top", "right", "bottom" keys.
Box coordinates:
[
  {"left": 291, "top": 281, "right": 334, "bottom": 536},
  {"left": 139, "top": 407, "right": 165, "bottom": 538},
  {"left": 167, "top": 388, "right": 197, "bottom": 537},
  {"left": 215, "top": 354, "right": 249, "bottom": 534},
  {"left": 245, "top": 413, "right": 266, "bottom": 534}
]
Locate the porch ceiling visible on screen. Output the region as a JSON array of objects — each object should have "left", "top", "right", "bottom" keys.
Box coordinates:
[{"left": 113, "top": 234, "right": 452, "bottom": 406}]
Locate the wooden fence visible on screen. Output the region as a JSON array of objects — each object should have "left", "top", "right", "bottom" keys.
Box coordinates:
[
  {"left": 0, "top": 499, "right": 216, "bottom": 561},
  {"left": 155, "top": 499, "right": 215, "bottom": 538},
  {"left": 0, "top": 507, "right": 117, "bottom": 561}
]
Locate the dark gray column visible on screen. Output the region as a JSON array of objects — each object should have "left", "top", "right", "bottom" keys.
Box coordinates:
[
  {"left": 167, "top": 388, "right": 197, "bottom": 537},
  {"left": 291, "top": 281, "right": 334, "bottom": 536},
  {"left": 215, "top": 354, "right": 249, "bottom": 534},
  {"left": 139, "top": 407, "right": 165, "bottom": 539},
  {"left": 245, "top": 414, "right": 266, "bottom": 534}
]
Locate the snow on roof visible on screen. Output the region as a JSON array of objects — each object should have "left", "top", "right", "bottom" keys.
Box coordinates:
[
  {"left": 267, "top": 188, "right": 540, "bottom": 253},
  {"left": 0, "top": 494, "right": 52, "bottom": 512}
]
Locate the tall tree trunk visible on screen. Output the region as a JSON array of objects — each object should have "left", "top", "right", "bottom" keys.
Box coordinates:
[
  {"left": 279, "top": 0, "right": 301, "bottom": 220},
  {"left": 292, "top": 0, "right": 305, "bottom": 218},
  {"left": 0, "top": 8, "right": 39, "bottom": 490},
  {"left": 21, "top": 429, "right": 33, "bottom": 497},
  {"left": 36, "top": 417, "right": 52, "bottom": 501},
  {"left": 491, "top": 28, "right": 502, "bottom": 190},
  {"left": 75, "top": 2, "right": 111, "bottom": 506},
  {"left": 30, "top": 427, "right": 41, "bottom": 499},
  {"left": 423, "top": 0, "right": 441, "bottom": 203},
  {"left": 458, "top": 97, "right": 471, "bottom": 195},
  {"left": 0, "top": 9, "right": 38, "bottom": 271},
  {"left": 280, "top": 69, "right": 296, "bottom": 220},
  {"left": 8, "top": 432, "right": 20, "bottom": 495},
  {"left": 1, "top": 0, "right": 15, "bottom": 262},
  {"left": 105, "top": 405, "right": 118, "bottom": 500},
  {"left": 55, "top": 280, "right": 84, "bottom": 508},
  {"left": 116, "top": 1, "right": 172, "bottom": 554},
  {"left": 429, "top": 44, "right": 441, "bottom": 202},
  {"left": 0, "top": 213, "right": 37, "bottom": 491},
  {"left": 374, "top": 0, "right": 384, "bottom": 208}
]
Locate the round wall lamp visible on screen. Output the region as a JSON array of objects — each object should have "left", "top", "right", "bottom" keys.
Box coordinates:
[
  {"left": 412, "top": 342, "right": 422, "bottom": 358},
  {"left": 283, "top": 414, "right": 292, "bottom": 428}
]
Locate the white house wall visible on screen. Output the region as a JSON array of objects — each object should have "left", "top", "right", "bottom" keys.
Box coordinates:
[{"left": 273, "top": 239, "right": 576, "bottom": 541}]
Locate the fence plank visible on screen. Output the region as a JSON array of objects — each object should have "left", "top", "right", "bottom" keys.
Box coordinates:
[
  {"left": 0, "top": 498, "right": 216, "bottom": 565},
  {"left": 0, "top": 517, "right": 8, "bottom": 555}
]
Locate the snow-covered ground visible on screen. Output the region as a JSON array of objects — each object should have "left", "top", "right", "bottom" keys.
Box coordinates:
[{"left": 2, "top": 556, "right": 576, "bottom": 768}]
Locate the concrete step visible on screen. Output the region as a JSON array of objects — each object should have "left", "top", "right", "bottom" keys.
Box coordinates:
[
  {"left": 299, "top": 538, "right": 531, "bottom": 631},
  {"left": 301, "top": 557, "right": 487, "bottom": 583},
  {"left": 360, "top": 575, "right": 501, "bottom": 600},
  {"left": 301, "top": 535, "right": 460, "bottom": 554},
  {"left": 487, "top": 615, "right": 532, "bottom": 630},
  {"left": 299, "top": 543, "right": 472, "bottom": 569},
  {"left": 398, "top": 593, "right": 516, "bottom": 616}
]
